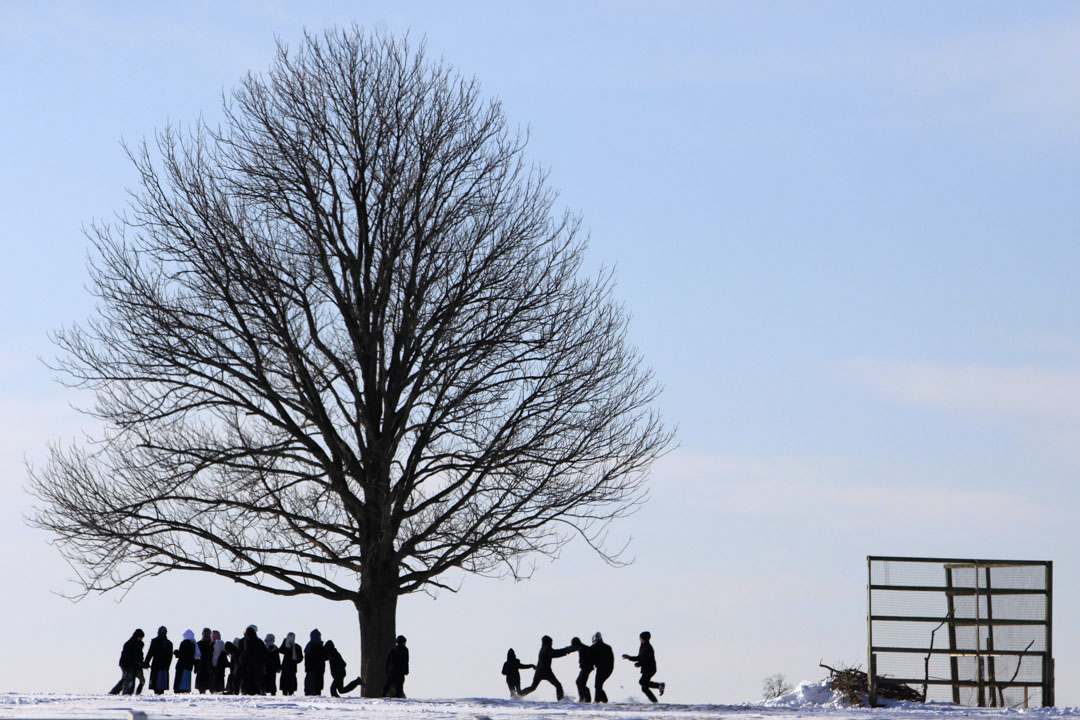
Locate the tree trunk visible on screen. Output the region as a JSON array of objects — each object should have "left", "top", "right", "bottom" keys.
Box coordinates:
[{"left": 356, "top": 575, "right": 398, "bottom": 697}]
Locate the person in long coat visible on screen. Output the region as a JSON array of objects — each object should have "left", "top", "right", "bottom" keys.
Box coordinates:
[
  {"left": 568, "top": 637, "right": 595, "bottom": 702},
  {"left": 210, "top": 631, "right": 228, "bottom": 693},
  {"left": 326, "top": 640, "right": 364, "bottom": 697},
  {"left": 622, "top": 630, "right": 665, "bottom": 702},
  {"left": 304, "top": 629, "right": 326, "bottom": 696},
  {"left": 383, "top": 635, "right": 409, "bottom": 698},
  {"left": 263, "top": 633, "right": 281, "bottom": 695},
  {"left": 144, "top": 626, "right": 174, "bottom": 695},
  {"left": 239, "top": 625, "right": 267, "bottom": 695},
  {"left": 109, "top": 628, "right": 145, "bottom": 695},
  {"left": 500, "top": 648, "right": 534, "bottom": 697},
  {"left": 173, "top": 629, "right": 197, "bottom": 693},
  {"left": 278, "top": 632, "right": 303, "bottom": 696},
  {"left": 225, "top": 638, "right": 241, "bottom": 694},
  {"left": 519, "top": 635, "right": 572, "bottom": 700},
  {"left": 590, "top": 632, "right": 614, "bottom": 703},
  {"left": 195, "top": 628, "right": 214, "bottom": 693}
]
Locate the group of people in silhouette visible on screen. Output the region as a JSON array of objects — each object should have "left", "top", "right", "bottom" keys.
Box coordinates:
[
  {"left": 503, "top": 631, "right": 664, "bottom": 703},
  {"left": 109, "top": 625, "right": 409, "bottom": 699}
]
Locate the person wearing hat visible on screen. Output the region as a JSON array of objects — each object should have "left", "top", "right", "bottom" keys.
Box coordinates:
[
  {"left": 622, "top": 631, "right": 665, "bottom": 702},
  {"left": 304, "top": 629, "right": 326, "bottom": 696},
  {"left": 383, "top": 635, "right": 410, "bottom": 698},
  {"left": 591, "top": 632, "right": 614, "bottom": 703}
]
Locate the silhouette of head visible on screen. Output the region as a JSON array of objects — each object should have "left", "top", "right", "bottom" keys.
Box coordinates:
[
  {"left": 640, "top": 631, "right": 651, "bottom": 641},
  {"left": 202, "top": 628, "right": 212, "bottom": 640},
  {"left": 212, "top": 630, "right": 221, "bottom": 642},
  {"left": 507, "top": 648, "right": 517, "bottom": 660},
  {"left": 265, "top": 633, "right": 275, "bottom": 645},
  {"left": 397, "top": 635, "right": 407, "bottom": 645},
  {"left": 157, "top": 626, "right": 167, "bottom": 637},
  {"left": 311, "top": 629, "right": 322, "bottom": 641},
  {"left": 571, "top": 636, "right": 583, "bottom": 647},
  {"left": 133, "top": 628, "right": 145, "bottom": 639},
  {"left": 325, "top": 640, "right": 335, "bottom": 649},
  {"left": 592, "top": 632, "right": 603, "bottom": 644},
  {"left": 541, "top": 635, "right": 553, "bottom": 645}
]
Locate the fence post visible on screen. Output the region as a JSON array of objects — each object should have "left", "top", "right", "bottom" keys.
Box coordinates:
[{"left": 869, "top": 653, "right": 878, "bottom": 707}]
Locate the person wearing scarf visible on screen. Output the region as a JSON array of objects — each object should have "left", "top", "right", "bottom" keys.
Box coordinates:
[{"left": 278, "top": 632, "right": 303, "bottom": 696}]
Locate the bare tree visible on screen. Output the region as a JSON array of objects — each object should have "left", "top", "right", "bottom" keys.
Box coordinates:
[{"left": 27, "top": 27, "right": 671, "bottom": 695}]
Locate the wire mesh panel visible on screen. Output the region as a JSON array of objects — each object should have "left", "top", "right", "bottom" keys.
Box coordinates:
[{"left": 868, "top": 556, "right": 1053, "bottom": 708}]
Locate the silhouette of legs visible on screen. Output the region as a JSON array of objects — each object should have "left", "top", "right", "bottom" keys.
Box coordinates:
[{"left": 520, "top": 669, "right": 564, "bottom": 700}]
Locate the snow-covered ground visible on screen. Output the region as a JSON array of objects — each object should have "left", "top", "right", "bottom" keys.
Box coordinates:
[{"left": 1, "top": 683, "right": 1078, "bottom": 720}]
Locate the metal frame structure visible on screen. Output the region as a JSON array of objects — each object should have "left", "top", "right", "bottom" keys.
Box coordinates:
[{"left": 867, "top": 555, "right": 1053, "bottom": 708}]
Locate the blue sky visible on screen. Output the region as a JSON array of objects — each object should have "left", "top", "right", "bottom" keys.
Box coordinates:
[{"left": 3, "top": 0, "right": 1080, "bottom": 705}]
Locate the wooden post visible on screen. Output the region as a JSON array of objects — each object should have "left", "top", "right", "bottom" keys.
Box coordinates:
[
  {"left": 869, "top": 652, "right": 878, "bottom": 708},
  {"left": 944, "top": 566, "right": 961, "bottom": 704},
  {"left": 1045, "top": 562, "right": 1053, "bottom": 707},
  {"left": 867, "top": 557, "right": 875, "bottom": 706},
  {"left": 974, "top": 563, "right": 985, "bottom": 707},
  {"left": 984, "top": 568, "right": 998, "bottom": 706}
]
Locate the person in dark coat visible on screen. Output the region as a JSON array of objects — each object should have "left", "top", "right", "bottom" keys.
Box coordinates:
[
  {"left": 109, "top": 628, "right": 145, "bottom": 695},
  {"left": 144, "top": 626, "right": 174, "bottom": 695},
  {"left": 211, "top": 631, "right": 228, "bottom": 693},
  {"left": 173, "top": 629, "right": 197, "bottom": 693},
  {"left": 304, "top": 629, "right": 326, "bottom": 696},
  {"left": 195, "top": 628, "right": 214, "bottom": 693},
  {"left": 326, "top": 640, "right": 364, "bottom": 697},
  {"left": 225, "top": 638, "right": 241, "bottom": 694},
  {"left": 590, "top": 632, "right": 614, "bottom": 703},
  {"left": 519, "top": 635, "right": 573, "bottom": 700},
  {"left": 263, "top": 633, "right": 281, "bottom": 695},
  {"left": 622, "top": 630, "right": 664, "bottom": 702},
  {"left": 239, "top": 625, "right": 267, "bottom": 695},
  {"left": 568, "top": 637, "right": 595, "bottom": 702},
  {"left": 278, "top": 631, "right": 303, "bottom": 696},
  {"left": 383, "top": 635, "right": 409, "bottom": 698},
  {"left": 500, "top": 648, "right": 534, "bottom": 697}
]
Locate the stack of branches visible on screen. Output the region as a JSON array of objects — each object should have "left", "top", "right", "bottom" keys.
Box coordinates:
[{"left": 820, "top": 663, "right": 924, "bottom": 706}]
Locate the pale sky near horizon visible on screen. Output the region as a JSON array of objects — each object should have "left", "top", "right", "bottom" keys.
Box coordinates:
[{"left": 3, "top": 0, "right": 1080, "bottom": 705}]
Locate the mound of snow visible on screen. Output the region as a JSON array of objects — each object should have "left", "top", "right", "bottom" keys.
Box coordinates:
[{"left": 762, "top": 680, "right": 845, "bottom": 708}]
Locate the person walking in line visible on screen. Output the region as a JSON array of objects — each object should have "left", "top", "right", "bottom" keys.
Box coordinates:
[
  {"left": 622, "top": 631, "right": 664, "bottom": 702},
  {"left": 263, "top": 633, "right": 281, "bottom": 695},
  {"left": 109, "top": 628, "right": 145, "bottom": 695},
  {"left": 383, "top": 635, "right": 409, "bottom": 698},
  {"left": 590, "top": 632, "right": 614, "bottom": 703},
  {"left": 304, "top": 629, "right": 327, "bottom": 696},
  {"left": 568, "top": 637, "right": 595, "bottom": 702},
  {"left": 210, "top": 630, "right": 227, "bottom": 693},
  {"left": 144, "top": 626, "right": 174, "bottom": 695},
  {"left": 519, "top": 635, "right": 573, "bottom": 700},
  {"left": 195, "top": 628, "right": 214, "bottom": 693},
  {"left": 326, "top": 640, "right": 365, "bottom": 697},
  {"left": 278, "top": 632, "right": 303, "bottom": 696},
  {"left": 173, "top": 629, "right": 197, "bottom": 693},
  {"left": 501, "top": 648, "right": 534, "bottom": 698},
  {"left": 225, "top": 637, "right": 241, "bottom": 694},
  {"left": 240, "top": 625, "right": 268, "bottom": 695}
]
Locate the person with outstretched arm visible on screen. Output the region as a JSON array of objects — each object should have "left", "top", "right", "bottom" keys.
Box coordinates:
[
  {"left": 519, "top": 635, "right": 573, "bottom": 700},
  {"left": 568, "top": 637, "right": 595, "bottom": 702},
  {"left": 622, "top": 630, "right": 664, "bottom": 702},
  {"left": 501, "top": 648, "right": 534, "bottom": 697}
]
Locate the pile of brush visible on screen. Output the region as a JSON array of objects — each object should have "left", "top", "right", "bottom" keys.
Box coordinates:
[{"left": 820, "top": 663, "right": 924, "bottom": 706}]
